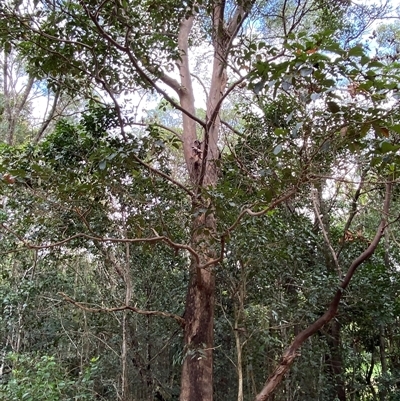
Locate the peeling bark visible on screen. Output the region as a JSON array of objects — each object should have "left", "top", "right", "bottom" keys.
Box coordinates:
[
  {"left": 180, "top": 261, "right": 216, "bottom": 401},
  {"left": 177, "top": 3, "right": 252, "bottom": 400}
]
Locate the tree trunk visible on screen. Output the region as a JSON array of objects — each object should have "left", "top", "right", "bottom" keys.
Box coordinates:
[
  {"left": 180, "top": 263, "right": 216, "bottom": 401},
  {"left": 316, "top": 183, "right": 346, "bottom": 400},
  {"left": 174, "top": 4, "right": 251, "bottom": 399},
  {"left": 122, "top": 241, "right": 133, "bottom": 401},
  {"left": 379, "top": 324, "right": 387, "bottom": 401},
  {"left": 380, "top": 230, "right": 390, "bottom": 400},
  {"left": 234, "top": 264, "right": 247, "bottom": 401},
  {"left": 235, "top": 328, "right": 244, "bottom": 401},
  {"left": 180, "top": 197, "right": 217, "bottom": 401},
  {"left": 2, "top": 48, "right": 35, "bottom": 145},
  {"left": 325, "top": 320, "right": 346, "bottom": 401}
]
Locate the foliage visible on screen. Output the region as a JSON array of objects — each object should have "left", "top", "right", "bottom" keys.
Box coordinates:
[
  {"left": 0, "top": 1, "right": 400, "bottom": 401},
  {"left": 0, "top": 353, "right": 99, "bottom": 401}
]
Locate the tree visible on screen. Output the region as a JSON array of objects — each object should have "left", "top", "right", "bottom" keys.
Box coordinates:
[{"left": 0, "top": 0, "right": 399, "bottom": 400}]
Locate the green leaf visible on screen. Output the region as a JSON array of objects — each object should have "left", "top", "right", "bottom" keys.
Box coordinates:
[
  {"left": 368, "top": 60, "right": 384, "bottom": 68},
  {"left": 360, "top": 123, "right": 371, "bottom": 136},
  {"left": 361, "top": 55, "right": 370, "bottom": 66},
  {"left": 390, "top": 124, "right": 400, "bottom": 134},
  {"left": 322, "top": 44, "right": 345, "bottom": 56},
  {"left": 327, "top": 101, "right": 340, "bottom": 113},
  {"left": 381, "top": 141, "right": 400, "bottom": 153},
  {"left": 371, "top": 156, "right": 382, "bottom": 166},
  {"left": 4, "top": 42, "right": 12, "bottom": 54},
  {"left": 348, "top": 45, "right": 364, "bottom": 57},
  {"left": 274, "top": 128, "right": 286, "bottom": 136},
  {"left": 321, "top": 79, "right": 335, "bottom": 87}
]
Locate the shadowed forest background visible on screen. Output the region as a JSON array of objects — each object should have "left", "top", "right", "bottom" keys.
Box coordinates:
[{"left": 1, "top": 0, "right": 400, "bottom": 400}]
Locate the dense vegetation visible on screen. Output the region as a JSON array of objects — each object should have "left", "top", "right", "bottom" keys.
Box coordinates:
[{"left": 1, "top": 0, "right": 400, "bottom": 400}]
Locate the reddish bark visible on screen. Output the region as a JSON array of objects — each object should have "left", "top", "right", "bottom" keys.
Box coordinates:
[
  {"left": 180, "top": 259, "right": 216, "bottom": 401},
  {"left": 177, "top": 3, "right": 251, "bottom": 400}
]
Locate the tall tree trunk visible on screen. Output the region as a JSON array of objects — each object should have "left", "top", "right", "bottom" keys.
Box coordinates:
[
  {"left": 2, "top": 48, "right": 34, "bottom": 145},
  {"left": 235, "top": 327, "right": 244, "bottom": 401},
  {"left": 377, "top": 228, "right": 390, "bottom": 400},
  {"left": 173, "top": 4, "right": 250, "bottom": 399},
  {"left": 177, "top": 11, "right": 219, "bottom": 400}
]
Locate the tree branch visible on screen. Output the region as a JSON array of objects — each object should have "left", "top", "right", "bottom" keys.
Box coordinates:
[
  {"left": 130, "top": 122, "right": 182, "bottom": 142},
  {"left": 81, "top": 4, "right": 206, "bottom": 130},
  {"left": 337, "top": 169, "right": 368, "bottom": 258},
  {"left": 222, "top": 185, "right": 301, "bottom": 238},
  {"left": 312, "top": 187, "right": 341, "bottom": 277},
  {"left": 198, "top": 185, "right": 303, "bottom": 271},
  {"left": 206, "top": 73, "right": 248, "bottom": 132},
  {"left": 34, "top": 89, "right": 61, "bottom": 143},
  {"left": 59, "top": 292, "right": 185, "bottom": 326},
  {"left": 0, "top": 224, "right": 201, "bottom": 266},
  {"left": 255, "top": 181, "right": 392, "bottom": 401},
  {"left": 221, "top": 119, "right": 243, "bottom": 137},
  {"left": 176, "top": 14, "right": 199, "bottom": 179}
]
